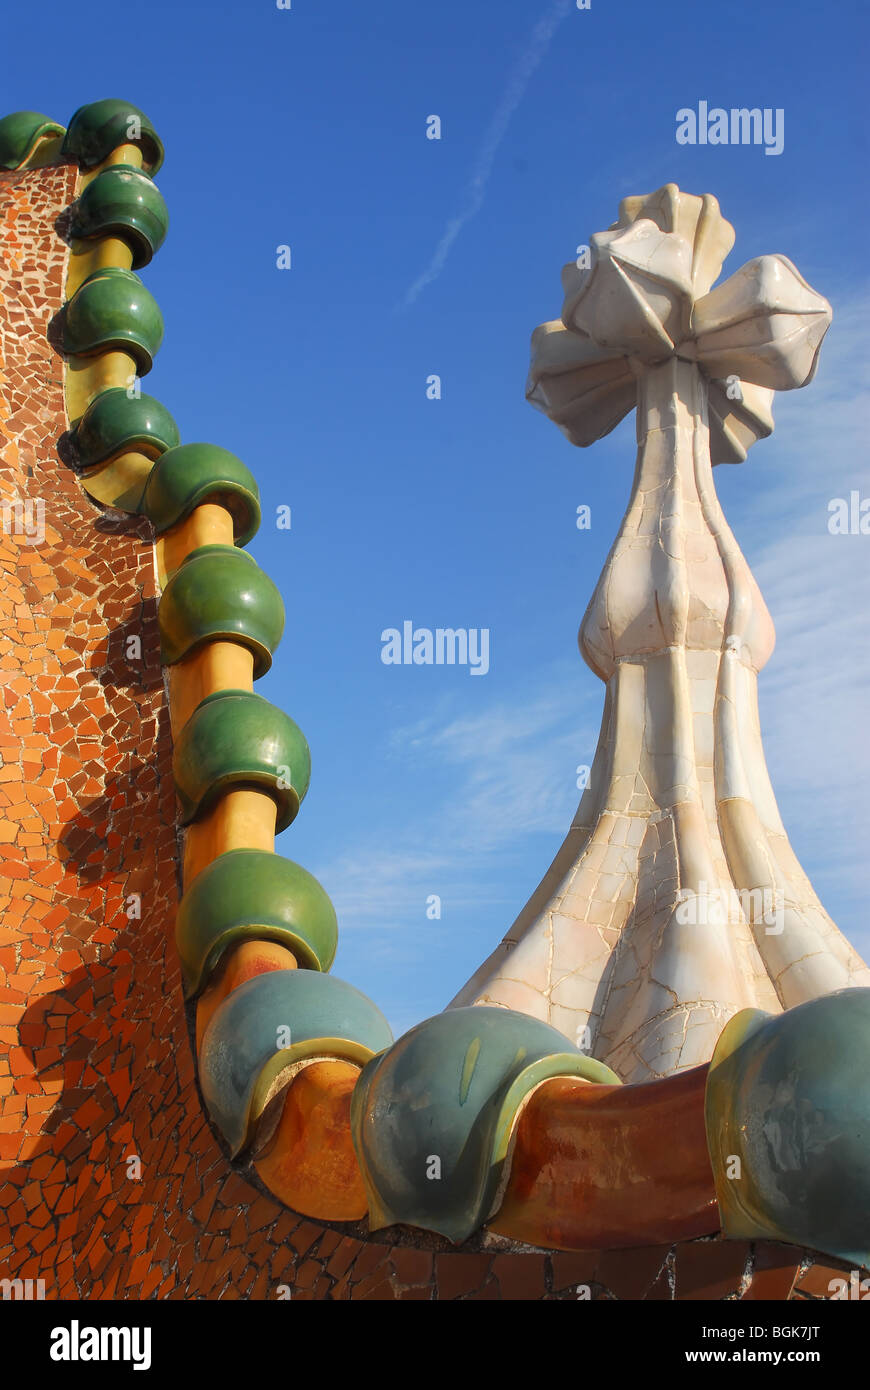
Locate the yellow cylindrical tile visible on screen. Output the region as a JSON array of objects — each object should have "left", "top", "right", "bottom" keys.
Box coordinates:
[
  {"left": 254, "top": 1061, "right": 368, "bottom": 1222},
  {"left": 65, "top": 350, "right": 138, "bottom": 428},
  {"left": 156, "top": 504, "right": 237, "bottom": 587},
  {"left": 195, "top": 940, "right": 299, "bottom": 1052},
  {"left": 168, "top": 641, "right": 255, "bottom": 738},
  {"left": 182, "top": 789, "right": 278, "bottom": 889}
]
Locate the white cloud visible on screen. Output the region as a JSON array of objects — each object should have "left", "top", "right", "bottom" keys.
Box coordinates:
[
  {"left": 398, "top": 684, "right": 598, "bottom": 849},
  {"left": 312, "top": 669, "right": 599, "bottom": 931},
  {"left": 400, "top": 0, "right": 572, "bottom": 307}
]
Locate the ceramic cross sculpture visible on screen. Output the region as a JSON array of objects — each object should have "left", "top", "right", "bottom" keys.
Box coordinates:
[{"left": 454, "top": 184, "right": 870, "bottom": 1082}]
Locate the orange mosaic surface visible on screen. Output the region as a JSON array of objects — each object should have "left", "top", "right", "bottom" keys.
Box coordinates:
[{"left": 0, "top": 159, "right": 853, "bottom": 1301}]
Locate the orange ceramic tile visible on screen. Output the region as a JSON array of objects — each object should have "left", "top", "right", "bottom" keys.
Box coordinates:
[
  {"left": 254, "top": 1061, "right": 367, "bottom": 1222},
  {"left": 490, "top": 1066, "right": 719, "bottom": 1251}
]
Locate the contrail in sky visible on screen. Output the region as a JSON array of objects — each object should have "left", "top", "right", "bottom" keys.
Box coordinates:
[{"left": 400, "top": 0, "right": 573, "bottom": 308}]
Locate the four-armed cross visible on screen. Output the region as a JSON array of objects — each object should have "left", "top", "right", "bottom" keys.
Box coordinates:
[{"left": 454, "top": 184, "right": 869, "bottom": 1081}]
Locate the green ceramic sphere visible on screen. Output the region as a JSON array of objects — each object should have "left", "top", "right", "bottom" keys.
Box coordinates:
[
  {"left": 61, "top": 99, "right": 164, "bottom": 174},
  {"left": 0, "top": 111, "right": 65, "bottom": 170},
  {"left": 175, "top": 848, "right": 338, "bottom": 998},
  {"left": 72, "top": 387, "right": 180, "bottom": 469},
  {"left": 705, "top": 988, "right": 870, "bottom": 1269},
  {"left": 199, "top": 969, "right": 393, "bottom": 1156},
  {"left": 62, "top": 266, "right": 164, "bottom": 375},
  {"left": 351, "top": 1006, "right": 620, "bottom": 1243},
  {"left": 172, "top": 688, "right": 310, "bottom": 831},
  {"left": 69, "top": 164, "right": 169, "bottom": 268},
  {"left": 141, "top": 443, "right": 261, "bottom": 544},
  {"left": 158, "top": 545, "right": 284, "bottom": 676}
]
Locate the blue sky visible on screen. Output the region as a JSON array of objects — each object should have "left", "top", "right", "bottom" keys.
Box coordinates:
[{"left": 7, "top": 0, "right": 869, "bottom": 1036}]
